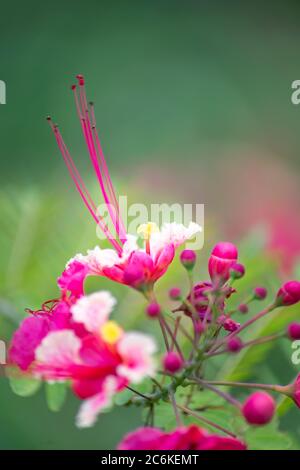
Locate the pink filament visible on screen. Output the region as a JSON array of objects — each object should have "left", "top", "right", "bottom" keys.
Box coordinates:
[
  {"left": 73, "top": 77, "right": 126, "bottom": 243},
  {"left": 47, "top": 117, "right": 122, "bottom": 254},
  {"left": 47, "top": 75, "right": 129, "bottom": 253},
  {"left": 90, "top": 103, "right": 127, "bottom": 242}
]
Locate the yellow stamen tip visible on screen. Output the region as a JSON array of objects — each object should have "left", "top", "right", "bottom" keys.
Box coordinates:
[
  {"left": 100, "top": 321, "right": 123, "bottom": 344},
  {"left": 137, "top": 222, "right": 159, "bottom": 240}
]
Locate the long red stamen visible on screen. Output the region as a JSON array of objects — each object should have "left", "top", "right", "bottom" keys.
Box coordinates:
[
  {"left": 89, "top": 101, "right": 127, "bottom": 243},
  {"left": 73, "top": 76, "right": 126, "bottom": 243},
  {"left": 47, "top": 117, "right": 122, "bottom": 253}
]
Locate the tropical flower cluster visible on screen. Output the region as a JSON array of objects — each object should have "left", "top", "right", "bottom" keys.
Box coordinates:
[{"left": 7, "top": 76, "right": 300, "bottom": 450}]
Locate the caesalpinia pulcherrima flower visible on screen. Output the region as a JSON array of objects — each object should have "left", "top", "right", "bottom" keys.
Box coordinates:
[
  {"left": 118, "top": 425, "right": 246, "bottom": 450},
  {"left": 47, "top": 75, "right": 201, "bottom": 298},
  {"left": 7, "top": 76, "right": 300, "bottom": 450},
  {"left": 9, "top": 291, "right": 156, "bottom": 427}
]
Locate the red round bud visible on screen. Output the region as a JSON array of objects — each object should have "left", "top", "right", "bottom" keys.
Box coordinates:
[
  {"left": 163, "top": 352, "right": 183, "bottom": 373},
  {"left": 208, "top": 242, "right": 238, "bottom": 283},
  {"left": 276, "top": 281, "right": 300, "bottom": 306},
  {"left": 169, "top": 287, "right": 181, "bottom": 300},
  {"left": 180, "top": 249, "right": 197, "bottom": 270},
  {"left": 227, "top": 337, "right": 243, "bottom": 353},
  {"left": 242, "top": 391, "right": 275, "bottom": 425},
  {"left": 230, "top": 263, "right": 245, "bottom": 280},
  {"left": 238, "top": 303, "right": 249, "bottom": 314},
  {"left": 287, "top": 322, "right": 300, "bottom": 340},
  {"left": 253, "top": 287, "right": 267, "bottom": 300},
  {"left": 146, "top": 302, "right": 161, "bottom": 318}
]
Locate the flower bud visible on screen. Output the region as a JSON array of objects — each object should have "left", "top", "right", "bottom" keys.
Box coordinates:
[
  {"left": 163, "top": 352, "right": 183, "bottom": 373},
  {"left": 253, "top": 287, "right": 267, "bottom": 300},
  {"left": 169, "top": 287, "right": 182, "bottom": 301},
  {"left": 238, "top": 303, "right": 249, "bottom": 314},
  {"left": 208, "top": 242, "right": 238, "bottom": 284},
  {"left": 276, "top": 281, "right": 300, "bottom": 306},
  {"left": 287, "top": 322, "right": 300, "bottom": 340},
  {"left": 290, "top": 374, "right": 300, "bottom": 408},
  {"left": 230, "top": 263, "right": 245, "bottom": 280},
  {"left": 242, "top": 391, "right": 275, "bottom": 425},
  {"left": 146, "top": 302, "right": 161, "bottom": 318},
  {"left": 227, "top": 337, "right": 243, "bottom": 353},
  {"left": 180, "top": 249, "right": 197, "bottom": 270},
  {"left": 223, "top": 318, "right": 240, "bottom": 332}
]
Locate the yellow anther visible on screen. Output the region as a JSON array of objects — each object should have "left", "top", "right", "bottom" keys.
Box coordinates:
[
  {"left": 137, "top": 222, "right": 159, "bottom": 241},
  {"left": 100, "top": 321, "right": 123, "bottom": 344}
]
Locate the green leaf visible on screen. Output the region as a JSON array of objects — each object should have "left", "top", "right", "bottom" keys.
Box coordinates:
[
  {"left": 9, "top": 376, "right": 41, "bottom": 397},
  {"left": 245, "top": 422, "right": 293, "bottom": 450},
  {"left": 150, "top": 402, "right": 177, "bottom": 431},
  {"left": 277, "top": 395, "right": 293, "bottom": 417},
  {"left": 45, "top": 382, "right": 67, "bottom": 412}
]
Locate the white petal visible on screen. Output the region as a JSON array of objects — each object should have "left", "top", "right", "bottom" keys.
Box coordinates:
[
  {"left": 121, "top": 234, "right": 138, "bottom": 261},
  {"left": 160, "top": 222, "right": 202, "bottom": 247},
  {"left": 66, "top": 246, "right": 121, "bottom": 274},
  {"left": 71, "top": 291, "right": 117, "bottom": 332},
  {"left": 35, "top": 330, "right": 81, "bottom": 367},
  {"left": 87, "top": 246, "right": 120, "bottom": 270},
  {"left": 66, "top": 252, "right": 88, "bottom": 268},
  {"left": 76, "top": 376, "right": 118, "bottom": 428}
]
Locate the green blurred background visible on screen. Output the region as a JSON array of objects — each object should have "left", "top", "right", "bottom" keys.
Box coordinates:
[{"left": 1, "top": 0, "right": 300, "bottom": 449}]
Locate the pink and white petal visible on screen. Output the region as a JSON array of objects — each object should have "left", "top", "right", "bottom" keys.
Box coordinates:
[
  {"left": 149, "top": 231, "right": 167, "bottom": 259},
  {"left": 121, "top": 235, "right": 139, "bottom": 261},
  {"left": 102, "top": 265, "right": 125, "bottom": 283},
  {"left": 87, "top": 246, "right": 121, "bottom": 271},
  {"left": 67, "top": 246, "right": 121, "bottom": 276},
  {"left": 116, "top": 332, "right": 157, "bottom": 383},
  {"left": 152, "top": 243, "right": 175, "bottom": 281},
  {"left": 35, "top": 330, "right": 81, "bottom": 378},
  {"left": 58, "top": 259, "right": 90, "bottom": 298},
  {"left": 9, "top": 315, "right": 50, "bottom": 371},
  {"left": 71, "top": 291, "right": 116, "bottom": 333},
  {"left": 75, "top": 376, "right": 119, "bottom": 428}
]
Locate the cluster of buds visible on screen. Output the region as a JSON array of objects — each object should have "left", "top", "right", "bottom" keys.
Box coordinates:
[{"left": 134, "top": 241, "right": 300, "bottom": 449}]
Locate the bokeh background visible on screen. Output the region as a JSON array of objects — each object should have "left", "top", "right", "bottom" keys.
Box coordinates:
[{"left": 1, "top": 0, "right": 300, "bottom": 449}]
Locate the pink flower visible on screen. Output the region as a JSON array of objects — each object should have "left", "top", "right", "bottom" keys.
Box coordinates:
[
  {"left": 118, "top": 425, "right": 246, "bottom": 450},
  {"left": 49, "top": 76, "right": 201, "bottom": 296},
  {"left": 9, "top": 299, "right": 74, "bottom": 371},
  {"left": 208, "top": 242, "right": 238, "bottom": 284},
  {"left": 61, "top": 222, "right": 200, "bottom": 296},
  {"left": 10, "top": 292, "right": 156, "bottom": 427}
]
